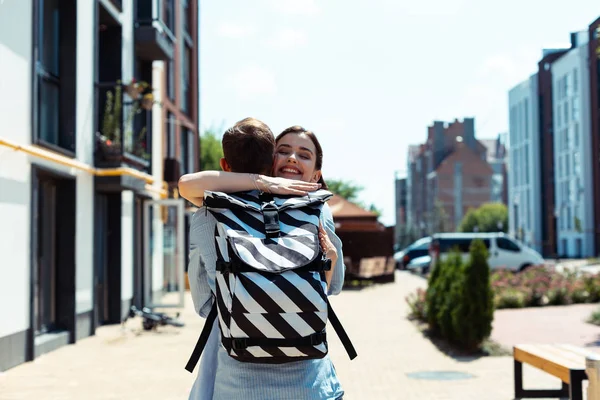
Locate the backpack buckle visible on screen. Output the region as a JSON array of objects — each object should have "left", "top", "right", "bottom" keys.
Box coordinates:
[
  {"left": 216, "top": 260, "right": 232, "bottom": 273},
  {"left": 261, "top": 203, "right": 280, "bottom": 238},
  {"left": 231, "top": 338, "right": 248, "bottom": 350},
  {"left": 311, "top": 332, "right": 326, "bottom": 345}
]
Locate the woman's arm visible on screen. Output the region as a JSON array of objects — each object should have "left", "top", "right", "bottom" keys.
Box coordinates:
[
  {"left": 178, "top": 171, "right": 321, "bottom": 207},
  {"left": 320, "top": 203, "right": 346, "bottom": 296}
]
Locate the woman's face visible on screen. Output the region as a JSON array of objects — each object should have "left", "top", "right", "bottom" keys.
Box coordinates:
[{"left": 273, "top": 133, "right": 322, "bottom": 183}]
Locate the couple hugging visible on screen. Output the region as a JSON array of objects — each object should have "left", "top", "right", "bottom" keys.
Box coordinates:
[{"left": 178, "top": 117, "right": 356, "bottom": 400}]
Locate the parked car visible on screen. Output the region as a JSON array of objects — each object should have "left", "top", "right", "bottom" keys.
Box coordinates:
[
  {"left": 393, "top": 236, "right": 431, "bottom": 269},
  {"left": 406, "top": 255, "right": 431, "bottom": 275},
  {"left": 429, "top": 232, "right": 544, "bottom": 272}
]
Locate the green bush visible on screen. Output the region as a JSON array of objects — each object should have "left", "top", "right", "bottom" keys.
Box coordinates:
[
  {"left": 450, "top": 239, "right": 495, "bottom": 351},
  {"left": 425, "top": 257, "right": 443, "bottom": 332},
  {"left": 495, "top": 288, "right": 526, "bottom": 309},
  {"left": 436, "top": 250, "right": 463, "bottom": 342}
]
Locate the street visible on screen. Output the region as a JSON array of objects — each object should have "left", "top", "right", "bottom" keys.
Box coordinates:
[{"left": 0, "top": 271, "right": 568, "bottom": 399}]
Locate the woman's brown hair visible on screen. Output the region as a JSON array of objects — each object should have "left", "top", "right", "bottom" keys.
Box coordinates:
[{"left": 276, "top": 126, "right": 328, "bottom": 189}]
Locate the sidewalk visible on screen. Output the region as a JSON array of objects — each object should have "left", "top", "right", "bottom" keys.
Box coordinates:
[{"left": 0, "top": 271, "right": 565, "bottom": 399}]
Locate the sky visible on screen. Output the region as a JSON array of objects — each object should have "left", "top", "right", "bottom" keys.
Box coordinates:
[{"left": 199, "top": 0, "right": 600, "bottom": 226}]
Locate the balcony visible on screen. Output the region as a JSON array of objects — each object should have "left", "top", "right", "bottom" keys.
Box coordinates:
[
  {"left": 135, "top": 0, "right": 175, "bottom": 61},
  {"left": 95, "top": 81, "right": 153, "bottom": 173}
]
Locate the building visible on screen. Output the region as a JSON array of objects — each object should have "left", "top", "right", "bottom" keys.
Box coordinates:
[
  {"left": 508, "top": 74, "right": 543, "bottom": 253},
  {"left": 0, "top": 0, "right": 199, "bottom": 371},
  {"left": 588, "top": 19, "right": 600, "bottom": 255},
  {"left": 552, "top": 31, "right": 595, "bottom": 257},
  {"left": 480, "top": 133, "right": 508, "bottom": 205},
  {"left": 393, "top": 175, "right": 407, "bottom": 246},
  {"left": 328, "top": 195, "right": 394, "bottom": 282},
  {"left": 406, "top": 118, "right": 494, "bottom": 234}
]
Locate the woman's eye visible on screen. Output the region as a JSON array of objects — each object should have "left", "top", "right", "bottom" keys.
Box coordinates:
[{"left": 300, "top": 154, "right": 310, "bottom": 160}]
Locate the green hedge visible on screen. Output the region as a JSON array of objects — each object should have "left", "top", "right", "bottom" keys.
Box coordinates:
[{"left": 425, "top": 239, "right": 495, "bottom": 351}]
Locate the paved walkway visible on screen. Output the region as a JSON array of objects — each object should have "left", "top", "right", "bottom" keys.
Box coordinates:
[
  {"left": 492, "top": 303, "right": 600, "bottom": 350},
  {"left": 0, "top": 272, "right": 570, "bottom": 399}
]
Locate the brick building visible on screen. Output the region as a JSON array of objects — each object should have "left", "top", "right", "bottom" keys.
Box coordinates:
[{"left": 406, "top": 118, "right": 495, "bottom": 234}]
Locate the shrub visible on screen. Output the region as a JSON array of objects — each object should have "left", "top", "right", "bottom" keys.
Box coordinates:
[
  {"left": 495, "top": 288, "right": 526, "bottom": 309},
  {"left": 588, "top": 307, "right": 600, "bottom": 326},
  {"left": 450, "top": 239, "right": 495, "bottom": 352},
  {"left": 405, "top": 288, "right": 427, "bottom": 321},
  {"left": 436, "top": 250, "right": 463, "bottom": 342},
  {"left": 425, "top": 257, "right": 444, "bottom": 332}
]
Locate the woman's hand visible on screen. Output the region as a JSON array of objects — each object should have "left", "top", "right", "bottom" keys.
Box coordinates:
[
  {"left": 318, "top": 223, "right": 337, "bottom": 289},
  {"left": 256, "top": 175, "right": 321, "bottom": 196}
]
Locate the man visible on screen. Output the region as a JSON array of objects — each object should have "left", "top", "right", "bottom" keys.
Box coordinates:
[{"left": 181, "top": 117, "right": 277, "bottom": 399}]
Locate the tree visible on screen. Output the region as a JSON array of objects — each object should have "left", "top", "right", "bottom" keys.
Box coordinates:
[
  {"left": 327, "top": 178, "right": 382, "bottom": 217},
  {"left": 200, "top": 129, "right": 223, "bottom": 171},
  {"left": 450, "top": 239, "right": 494, "bottom": 351},
  {"left": 458, "top": 203, "right": 508, "bottom": 233},
  {"left": 326, "top": 179, "right": 364, "bottom": 203}
]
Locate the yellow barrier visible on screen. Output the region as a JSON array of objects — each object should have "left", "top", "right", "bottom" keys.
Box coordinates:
[{"left": 0, "top": 137, "right": 168, "bottom": 198}]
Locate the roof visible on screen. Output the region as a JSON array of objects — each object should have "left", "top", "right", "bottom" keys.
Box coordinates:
[{"left": 328, "top": 194, "right": 379, "bottom": 219}]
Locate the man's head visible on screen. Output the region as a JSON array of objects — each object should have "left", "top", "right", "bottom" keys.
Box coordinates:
[{"left": 220, "top": 117, "right": 275, "bottom": 175}]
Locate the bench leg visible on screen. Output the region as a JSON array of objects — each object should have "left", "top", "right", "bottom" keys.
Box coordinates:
[
  {"left": 514, "top": 360, "right": 571, "bottom": 399},
  {"left": 515, "top": 360, "right": 524, "bottom": 399},
  {"left": 569, "top": 370, "right": 585, "bottom": 400}
]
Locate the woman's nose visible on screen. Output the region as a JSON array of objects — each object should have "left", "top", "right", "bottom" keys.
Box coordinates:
[{"left": 287, "top": 153, "right": 298, "bottom": 163}]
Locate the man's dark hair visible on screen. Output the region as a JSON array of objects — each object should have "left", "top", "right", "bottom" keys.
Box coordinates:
[{"left": 222, "top": 117, "right": 275, "bottom": 174}]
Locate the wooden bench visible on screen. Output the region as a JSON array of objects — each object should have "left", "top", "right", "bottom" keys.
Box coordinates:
[{"left": 513, "top": 344, "right": 595, "bottom": 400}]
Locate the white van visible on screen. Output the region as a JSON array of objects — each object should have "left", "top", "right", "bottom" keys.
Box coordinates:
[{"left": 429, "top": 232, "right": 545, "bottom": 272}]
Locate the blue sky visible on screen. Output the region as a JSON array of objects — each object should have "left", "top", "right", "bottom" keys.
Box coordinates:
[{"left": 199, "top": 0, "right": 599, "bottom": 226}]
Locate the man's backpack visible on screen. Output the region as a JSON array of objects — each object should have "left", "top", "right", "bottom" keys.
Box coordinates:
[{"left": 185, "top": 189, "right": 357, "bottom": 371}]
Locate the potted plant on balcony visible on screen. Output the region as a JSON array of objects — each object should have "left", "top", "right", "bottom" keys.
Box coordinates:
[{"left": 96, "top": 79, "right": 158, "bottom": 169}]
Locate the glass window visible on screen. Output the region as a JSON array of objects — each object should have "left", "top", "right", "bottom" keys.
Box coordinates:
[
  {"left": 164, "top": 0, "right": 175, "bottom": 33},
  {"left": 574, "top": 123, "right": 579, "bottom": 147},
  {"left": 182, "top": 45, "right": 191, "bottom": 114},
  {"left": 180, "top": 129, "right": 189, "bottom": 175},
  {"left": 557, "top": 104, "right": 562, "bottom": 127},
  {"left": 573, "top": 68, "right": 579, "bottom": 93},
  {"left": 524, "top": 99, "right": 529, "bottom": 138},
  {"left": 166, "top": 112, "right": 176, "bottom": 158},
  {"left": 573, "top": 151, "right": 580, "bottom": 175},
  {"left": 166, "top": 60, "right": 175, "bottom": 100},
  {"left": 572, "top": 97, "right": 580, "bottom": 121},
  {"left": 182, "top": 0, "right": 191, "bottom": 35},
  {"left": 565, "top": 153, "right": 570, "bottom": 176},
  {"left": 39, "top": 80, "right": 60, "bottom": 145},
  {"left": 564, "top": 99, "right": 569, "bottom": 123},
  {"left": 497, "top": 237, "right": 520, "bottom": 252},
  {"left": 41, "top": 0, "right": 60, "bottom": 76}
]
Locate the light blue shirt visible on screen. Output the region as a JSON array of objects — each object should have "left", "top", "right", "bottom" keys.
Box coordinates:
[{"left": 188, "top": 203, "right": 345, "bottom": 400}]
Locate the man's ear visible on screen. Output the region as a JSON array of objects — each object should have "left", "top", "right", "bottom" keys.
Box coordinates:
[{"left": 220, "top": 158, "right": 231, "bottom": 172}]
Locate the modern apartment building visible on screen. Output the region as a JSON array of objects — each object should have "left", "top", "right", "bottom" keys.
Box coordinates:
[
  {"left": 552, "top": 32, "right": 595, "bottom": 257},
  {"left": 588, "top": 19, "right": 600, "bottom": 255},
  {"left": 0, "top": 0, "right": 199, "bottom": 371},
  {"left": 406, "top": 118, "right": 494, "bottom": 234},
  {"left": 508, "top": 74, "right": 543, "bottom": 253}
]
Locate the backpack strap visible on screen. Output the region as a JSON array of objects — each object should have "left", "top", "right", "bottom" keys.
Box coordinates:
[
  {"left": 184, "top": 302, "right": 218, "bottom": 373},
  {"left": 327, "top": 299, "right": 358, "bottom": 360}
]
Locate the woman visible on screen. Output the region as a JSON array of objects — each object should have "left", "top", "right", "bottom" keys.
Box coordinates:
[{"left": 180, "top": 126, "right": 345, "bottom": 400}]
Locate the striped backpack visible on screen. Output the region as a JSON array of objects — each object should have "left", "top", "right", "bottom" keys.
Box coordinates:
[{"left": 185, "top": 189, "right": 357, "bottom": 371}]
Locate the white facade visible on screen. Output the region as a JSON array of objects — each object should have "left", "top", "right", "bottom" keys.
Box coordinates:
[
  {"left": 0, "top": 0, "right": 176, "bottom": 371},
  {"left": 0, "top": 0, "right": 96, "bottom": 368},
  {"left": 552, "top": 39, "right": 595, "bottom": 258},
  {"left": 508, "top": 74, "right": 543, "bottom": 253}
]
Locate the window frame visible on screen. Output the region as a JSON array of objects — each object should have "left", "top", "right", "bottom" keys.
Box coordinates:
[{"left": 32, "top": 0, "right": 76, "bottom": 156}]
